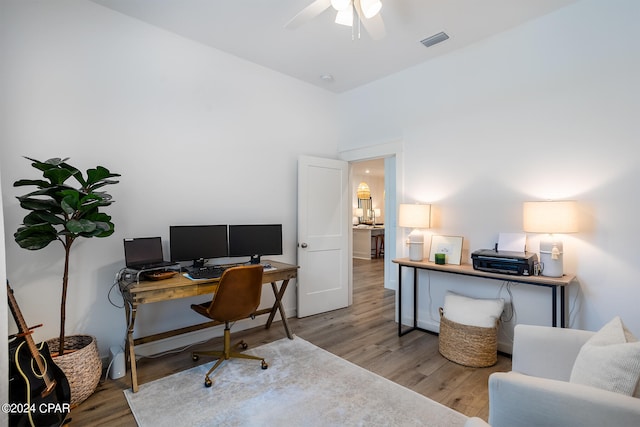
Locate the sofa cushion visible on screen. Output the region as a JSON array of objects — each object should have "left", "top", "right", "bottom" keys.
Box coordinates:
[
  {"left": 569, "top": 316, "right": 640, "bottom": 396},
  {"left": 443, "top": 291, "right": 504, "bottom": 328}
]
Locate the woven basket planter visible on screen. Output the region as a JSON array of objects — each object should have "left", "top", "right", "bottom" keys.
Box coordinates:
[
  {"left": 47, "top": 335, "right": 101, "bottom": 407},
  {"left": 438, "top": 308, "right": 498, "bottom": 368}
]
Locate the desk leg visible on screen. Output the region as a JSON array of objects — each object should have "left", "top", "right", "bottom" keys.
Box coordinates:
[
  {"left": 561, "top": 286, "right": 566, "bottom": 328},
  {"left": 551, "top": 286, "right": 557, "bottom": 328},
  {"left": 124, "top": 302, "right": 139, "bottom": 393},
  {"left": 413, "top": 268, "right": 418, "bottom": 329},
  {"left": 397, "top": 265, "right": 403, "bottom": 336},
  {"left": 398, "top": 265, "right": 421, "bottom": 337},
  {"left": 266, "top": 279, "right": 293, "bottom": 339}
]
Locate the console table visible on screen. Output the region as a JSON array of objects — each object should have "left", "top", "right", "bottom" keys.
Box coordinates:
[
  {"left": 392, "top": 258, "right": 575, "bottom": 337},
  {"left": 118, "top": 260, "right": 298, "bottom": 392}
]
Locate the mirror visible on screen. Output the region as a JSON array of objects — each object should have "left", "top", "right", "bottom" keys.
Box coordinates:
[{"left": 358, "top": 197, "right": 373, "bottom": 224}]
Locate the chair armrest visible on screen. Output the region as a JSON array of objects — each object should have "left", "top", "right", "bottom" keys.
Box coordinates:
[
  {"left": 512, "top": 324, "right": 594, "bottom": 381},
  {"left": 488, "top": 372, "right": 640, "bottom": 427}
]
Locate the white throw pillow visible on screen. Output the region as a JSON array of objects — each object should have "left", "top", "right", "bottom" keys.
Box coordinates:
[
  {"left": 442, "top": 291, "right": 504, "bottom": 328},
  {"left": 570, "top": 316, "right": 640, "bottom": 396}
]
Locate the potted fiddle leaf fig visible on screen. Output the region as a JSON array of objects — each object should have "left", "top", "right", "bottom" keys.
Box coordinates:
[{"left": 13, "top": 157, "right": 120, "bottom": 406}]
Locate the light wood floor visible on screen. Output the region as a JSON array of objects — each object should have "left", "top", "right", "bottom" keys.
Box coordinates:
[{"left": 69, "top": 258, "right": 511, "bottom": 425}]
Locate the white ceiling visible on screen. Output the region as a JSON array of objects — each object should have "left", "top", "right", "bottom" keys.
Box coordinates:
[
  {"left": 89, "top": 0, "right": 577, "bottom": 93},
  {"left": 352, "top": 158, "right": 384, "bottom": 178}
]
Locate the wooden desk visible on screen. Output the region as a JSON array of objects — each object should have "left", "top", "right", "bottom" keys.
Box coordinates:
[
  {"left": 392, "top": 258, "right": 575, "bottom": 337},
  {"left": 118, "top": 260, "right": 298, "bottom": 392}
]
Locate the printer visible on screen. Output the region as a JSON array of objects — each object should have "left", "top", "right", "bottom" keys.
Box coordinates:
[{"left": 471, "top": 249, "right": 538, "bottom": 276}]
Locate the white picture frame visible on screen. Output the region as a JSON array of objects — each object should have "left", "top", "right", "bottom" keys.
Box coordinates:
[{"left": 429, "top": 235, "right": 463, "bottom": 265}]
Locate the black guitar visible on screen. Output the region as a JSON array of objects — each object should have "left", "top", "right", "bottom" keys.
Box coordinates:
[{"left": 7, "top": 281, "right": 71, "bottom": 427}]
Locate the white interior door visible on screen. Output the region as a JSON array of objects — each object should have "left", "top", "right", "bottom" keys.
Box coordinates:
[{"left": 297, "top": 155, "right": 349, "bottom": 317}]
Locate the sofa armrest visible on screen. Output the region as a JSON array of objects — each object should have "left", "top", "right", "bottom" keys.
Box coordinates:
[
  {"left": 464, "top": 417, "right": 491, "bottom": 427},
  {"left": 513, "top": 324, "right": 594, "bottom": 381},
  {"left": 488, "top": 372, "right": 640, "bottom": 427}
]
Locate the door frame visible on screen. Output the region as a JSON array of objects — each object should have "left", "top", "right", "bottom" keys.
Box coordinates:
[{"left": 339, "top": 140, "right": 403, "bottom": 292}]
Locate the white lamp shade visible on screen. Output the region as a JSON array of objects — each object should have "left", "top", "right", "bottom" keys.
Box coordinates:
[
  {"left": 398, "top": 204, "right": 431, "bottom": 229},
  {"left": 355, "top": 208, "right": 364, "bottom": 217},
  {"left": 360, "top": 0, "right": 382, "bottom": 19},
  {"left": 523, "top": 201, "right": 578, "bottom": 233}
]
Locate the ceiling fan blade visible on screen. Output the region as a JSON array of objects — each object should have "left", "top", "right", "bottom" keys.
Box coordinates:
[
  {"left": 354, "top": 0, "right": 386, "bottom": 40},
  {"left": 362, "top": 14, "right": 386, "bottom": 40},
  {"left": 285, "top": 0, "right": 333, "bottom": 30}
]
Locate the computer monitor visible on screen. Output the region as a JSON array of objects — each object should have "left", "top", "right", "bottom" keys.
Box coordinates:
[
  {"left": 228, "top": 224, "right": 283, "bottom": 264},
  {"left": 169, "top": 225, "right": 228, "bottom": 268}
]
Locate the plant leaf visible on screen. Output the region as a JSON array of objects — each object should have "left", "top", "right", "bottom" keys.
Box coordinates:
[
  {"left": 14, "top": 224, "right": 59, "bottom": 250},
  {"left": 18, "top": 197, "right": 62, "bottom": 212},
  {"left": 67, "top": 219, "right": 96, "bottom": 234},
  {"left": 60, "top": 192, "right": 80, "bottom": 215},
  {"left": 83, "top": 212, "right": 114, "bottom": 237},
  {"left": 43, "top": 168, "right": 73, "bottom": 185},
  {"left": 57, "top": 159, "right": 84, "bottom": 186},
  {"left": 23, "top": 210, "right": 65, "bottom": 226},
  {"left": 13, "top": 179, "right": 52, "bottom": 188}
]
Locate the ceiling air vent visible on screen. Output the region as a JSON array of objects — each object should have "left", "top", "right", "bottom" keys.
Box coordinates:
[{"left": 420, "top": 31, "right": 449, "bottom": 48}]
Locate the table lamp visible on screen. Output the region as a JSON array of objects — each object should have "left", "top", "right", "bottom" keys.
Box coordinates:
[
  {"left": 398, "top": 203, "right": 431, "bottom": 261},
  {"left": 523, "top": 200, "right": 578, "bottom": 277}
]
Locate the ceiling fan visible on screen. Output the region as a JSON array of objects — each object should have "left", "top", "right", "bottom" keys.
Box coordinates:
[{"left": 285, "top": 0, "right": 386, "bottom": 40}]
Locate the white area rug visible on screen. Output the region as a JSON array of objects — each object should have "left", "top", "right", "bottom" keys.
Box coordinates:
[{"left": 124, "top": 337, "right": 467, "bottom": 427}]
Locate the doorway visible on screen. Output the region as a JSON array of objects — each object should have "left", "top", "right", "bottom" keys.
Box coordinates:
[
  {"left": 340, "top": 140, "right": 402, "bottom": 305},
  {"left": 349, "top": 156, "right": 398, "bottom": 294},
  {"left": 351, "top": 158, "right": 386, "bottom": 297},
  {"left": 351, "top": 158, "right": 385, "bottom": 253}
]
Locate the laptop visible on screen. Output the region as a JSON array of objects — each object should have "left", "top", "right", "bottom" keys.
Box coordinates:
[{"left": 123, "top": 237, "right": 175, "bottom": 270}]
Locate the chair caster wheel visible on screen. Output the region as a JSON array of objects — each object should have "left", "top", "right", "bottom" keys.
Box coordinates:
[
  {"left": 204, "top": 377, "right": 212, "bottom": 387},
  {"left": 192, "top": 354, "right": 199, "bottom": 361},
  {"left": 239, "top": 341, "right": 248, "bottom": 350},
  {"left": 261, "top": 360, "right": 268, "bottom": 370}
]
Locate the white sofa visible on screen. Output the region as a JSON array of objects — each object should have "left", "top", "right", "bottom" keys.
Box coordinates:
[{"left": 487, "top": 324, "right": 640, "bottom": 427}]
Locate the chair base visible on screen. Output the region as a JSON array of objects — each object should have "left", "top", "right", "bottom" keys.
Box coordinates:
[{"left": 191, "top": 323, "right": 268, "bottom": 387}]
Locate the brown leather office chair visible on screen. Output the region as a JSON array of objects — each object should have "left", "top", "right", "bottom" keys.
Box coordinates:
[{"left": 190, "top": 264, "right": 268, "bottom": 387}]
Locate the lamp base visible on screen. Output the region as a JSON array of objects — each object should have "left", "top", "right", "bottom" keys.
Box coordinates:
[
  {"left": 540, "top": 239, "right": 563, "bottom": 277},
  {"left": 408, "top": 232, "right": 424, "bottom": 261}
]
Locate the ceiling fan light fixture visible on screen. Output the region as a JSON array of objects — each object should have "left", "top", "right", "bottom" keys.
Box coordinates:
[
  {"left": 331, "top": 0, "right": 352, "bottom": 11},
  {"left": 360, "top": 0, "right": 382, "bottom": 19},
  {"left": 335, "top": 6, "right": 353, "bottom": 27}
]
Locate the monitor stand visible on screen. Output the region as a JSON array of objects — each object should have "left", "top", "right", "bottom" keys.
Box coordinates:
[
  {"left": 250, "top": 254, "right": 261, "bottom": 265},
  {"left": 192, "top": 258, "right": 206, "bottom": 268}
]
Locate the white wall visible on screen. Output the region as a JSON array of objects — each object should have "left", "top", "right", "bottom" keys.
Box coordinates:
[
  {"left": 337, "top": 0, "right": 640, "bottom": 346},
  {"left": 0, "top": 0, "right": 340, "bottom": 357}
]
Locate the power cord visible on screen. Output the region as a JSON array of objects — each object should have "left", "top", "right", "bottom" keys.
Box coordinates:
[
  {"left": 568, "top": 283, "right": 582, "bottom": 328},
  {"left": 108, "top": 269, "right": 127, "bottom": 309},
  {"left": 103, "top": 356, "right": 117, "bottom": 382}
]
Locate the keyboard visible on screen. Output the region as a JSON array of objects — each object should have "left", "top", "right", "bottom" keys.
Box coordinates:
[{"left": 187, "top": 265, "right": 226, "bottom": 279}]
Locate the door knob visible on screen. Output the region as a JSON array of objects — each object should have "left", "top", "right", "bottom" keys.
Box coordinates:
[{"left": 301, "top": 243, "right": 308, "bottom": 248}]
